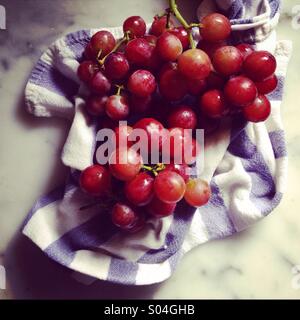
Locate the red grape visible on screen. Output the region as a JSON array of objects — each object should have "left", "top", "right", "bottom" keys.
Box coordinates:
[
  {"left": 128, "top": 70, "right": 156, "bottom": 97},
  {"left": 199, "top": 89, "right": 228, "bottom": 118},
  {"left": 104, "top": 53, "right": 129, "bottom": 80},
  {"left": 105, "top": 95, "right": 129, "bottom": 120},
  {"left": 157, "top": 32, "right": 183, "bottom": 62},
  {"left": 90, "top": 30, "right": 116, "bottom": 58},
  {"left": 123, "top": 16, "right": 146, "bottom": 38},
  {"left": 125, "top": 38, "right": 152, "bottom": 67},
  {"left": 178, "top": 49, "right": 212, "bottom": 80},
  {"left": 243, "top": 94, "right": 271, "bottom": 122},
  {"left": 146, "top": 195, "right": 177, "bottom": 218},
  {"left": 197, "top": 40, "right": 226, "bottom": 59},
  {"left": 85, "top": 95, "right": 108, "bottom": 116},
  {"left": 77, "top": 61, "right": 99, "bottom": 83},
  {"left": 224, "top": 76, "right": 257, "bottom": 107},
  {"left": 167, "top": 105, "right": 197, "bottom": 129},
  {"left": 187, "top": 78, "right": 207, "bottom": 95},
  {"left": 169, "top": 27, "right": 189, "bottom": 50},
  {"left": 164, "top": 162, "right": 189, "bottom": 182},
  {"left": 159, "top": 63, "right": 188, "bottom": 101},
  {"left": 184, "top": 178, "right": 211, "bottom": 207},
  {"left": 236, "top": 43, "right": 254, "bottom": 60},
  {"left": 150, "top": 15, "right": 174, "bottom": 37},
  {"left": 109, "top": 148, "right": 143, "bottom": 181},
  {"left": 130, "top": 94, "right": 152, "bottom": 113},
  {"left": 243, "top": 50, "right": 277, "bottom": 81},
  {"left": 133, "top": 118, "right": 168, "bottom": 153},
  {"left": 84, "top": 43, "right": 95, "bottom": 60},
  {"left": 125, "top": 172, "right": 154, "bottom": 206},
  {"left": 143, "top": 35, "right": 158, "bottom": 46},
  {"left": 114, "top": 125, "right": 134, "bottom": 149},
  {"left": 206, "top": 72, "right": 226, "bottom": 90},
  {"left": 111, "top": 202, "right": 139, "bottom": 230},
  {"left": 212, "top": 46, "right": 243, "bottom": 76},
  {"left": 200, "top": 13, "right": 231, "bottom": 42},
  {"left": 89, "top": 71, "right": 111, "bottom": 95},
  {"left": 255, "top": 74, "right": 278, "bottom": 94},
  {"left": 154, "top": 170, "right": 186, "bottom": 203},
  {"left": 79, "top": 164, "right": 111, "bottom": 196}
]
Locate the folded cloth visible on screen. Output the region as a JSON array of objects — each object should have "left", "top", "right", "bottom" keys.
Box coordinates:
[{"left": 23, "top": 0, "right": 291, "bottom": 285}]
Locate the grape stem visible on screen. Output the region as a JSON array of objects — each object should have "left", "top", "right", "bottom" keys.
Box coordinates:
[{"left": 169, "top": 0, "right": 196, "bottom": 49}]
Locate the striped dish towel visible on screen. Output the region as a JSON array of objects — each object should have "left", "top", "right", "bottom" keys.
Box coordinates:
[{"left": 23, "top": 0, "right": 291, "bottom": 285}]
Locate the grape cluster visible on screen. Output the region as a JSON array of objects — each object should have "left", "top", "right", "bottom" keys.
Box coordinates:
[{"left": 77, "top": 6, "right": 277, "bottom": 233}]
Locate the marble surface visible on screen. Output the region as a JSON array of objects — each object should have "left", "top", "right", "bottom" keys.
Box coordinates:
[{"left": 0, "top": 0, "right": 300, "bottom": 299}]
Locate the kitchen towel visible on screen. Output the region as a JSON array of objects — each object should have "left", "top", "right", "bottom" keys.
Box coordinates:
[{"left": 23, "top": 0, "right": 291, "bottom": 285}]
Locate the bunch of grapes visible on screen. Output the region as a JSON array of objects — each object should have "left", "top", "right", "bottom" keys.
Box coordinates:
[{"left": 77, "top": 1, "right": 277, "bottom": 233}]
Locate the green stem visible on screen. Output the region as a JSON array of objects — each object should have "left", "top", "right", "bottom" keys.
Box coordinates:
[{"left": 169, "top": 0, "right": 196, "bottom": 49}]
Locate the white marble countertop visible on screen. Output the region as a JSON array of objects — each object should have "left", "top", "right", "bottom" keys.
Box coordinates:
[{"left": 0, "top": 0, "right": 300, "bottom": 299}]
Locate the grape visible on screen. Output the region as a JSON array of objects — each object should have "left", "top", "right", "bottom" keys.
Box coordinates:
[
  {"left": 104, "top": 53, "right": 129, "bottom": 80},
  {"left": 109, "top": 148, "right": 143, "bottom": 181},
  {"left": 197, "top": 40, "right": 226, "bottom": 59},
  {"left": 123, "top": 16, "right": 146, "bottom": 38},
  {"left": 90, "top": 30, "right": 116, "bottom": 58},
  {"left": 164, "top": 162, "right": 189, "bottom": 182},
  {"left": 133, "top": 118, "right": 167, "bottom": 153},
  {"left": 206, "top": 71, "right": 226, "bottom": 90},
  {"left": 79, "top": 164, "right": 111, "bottom": 196},
  {"left": 125, "top": 38, "right": 152, "bottom": 67},
  {"left": 200, "top": 13, "right": 231, "bottom": 42},
  {"left": 169, "top": 27, "right": 189, "bottom": 50},
  {"left": 167, "top": 105, "right": 197, "bottom": 129},
  {"left": 187, "top": 78, "right": 207, "bottom": 95},
  {"left": 114, "top": 125, "right": 134, "bottom": 149},
  {"left": 212, "top": 46, "right": 243, "bottom": 76},
  {"left": 84, "top": 43, "right": 95, "bottom": 60},
  {"left": 178, "top": 49, "right": 212, "bottom": 80},
  {"left": 125, "top": 172, "right": 154, "bottom": 206},
  {"left": 199, "top": 89, "right": 228, "bottom": 118},
  {"left": 146, "top": 196, "right": 177, "bottom": 218},
  {"left": 111, "top": 202, "right": 139, "bottom": 230},
  {"left": 224, "top": 76, "right": 257, "bottom": 107},
  {"left": 147, "top": 46, "right": 163, "bottom": 71},
  {"left": 143, "top": 35, "right": 158, "bottom": 46},
  {"left": 255, "top": 74, "right": 278, "bottom": 94},
  {"left": 77, "top": 61, "right": 99, "bottom": 83},
  {"left": 128, "top": 70, "right": 156, "bottom": 97},
  {"left": 243, "top": 50, "right": 277, "bottom": 81},
  {"left": 236, "top": 43, "right": 254, "bottom": 60},
  {"left": 150, "top": 15, "right": 174, "bottom": 37},
  {"left": 184, "top": 178, "right": 211, "bottom": 207},
  {"left": 243, "top": 94, "right": 271, "bottom": 122},
  {"left": 154, "top": 171, "right": 186, "bottom": 203},
  {"left": 85, "top": 95, "right": 107, "bottom": 116},
  {"left": 159, "top": 63, "right": 188, "bottom": 101},
  {"left": 130, "top": 94, "right": 152, "bottom": 113},
  {"left": 157, "top": 32, "right": 183, "bottom": 62},
  {"left": 105, "top": 95, "right": 130, "bottom": 120},
  {"left": 169, "top": 127, "right": 199, "bottom": 164},
  {"left": 89, "top": 71, "right": 111, "bottom": 95}
]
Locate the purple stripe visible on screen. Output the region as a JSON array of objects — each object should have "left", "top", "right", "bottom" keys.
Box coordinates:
[
  {"left": 138, "top": 202, "right": 195, "bottom": 264},
  {"left": 267, "top": 75, "right": 284, "bottom": 101},
  {"left": 107, "top": 259, "right": 138, "bottom": 285},
  {"left": 269, "top": 0, "right": 280, "bottom": 18},
  {"left": 228, "top": 128, "right": 282, "bottom": 216},
  {"left": 199, "top": 181, "right": 236, "bottom": 239},
  {"left": 269, "top": 130, "right": 287, "bottom": 158},
  {"left": 64, "top": 29, "right": 91, "bottom": 61},
  {"left": 169, "top": 249, "right": 183, "bottom": 273},
  {"left": 29, "top": 59, "right": 78, "bottom": 97},
  {"left": 22, "top": 185, "right": 65, "bottom": 228},
  {"left": 44, "top": 211, "right": 119, "bottom": 266}
]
